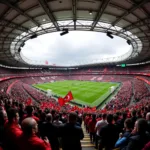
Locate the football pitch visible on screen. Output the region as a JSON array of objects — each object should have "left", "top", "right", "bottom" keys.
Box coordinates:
[{"left": 33, "top": 80, "right": 120, "bottom": 107}]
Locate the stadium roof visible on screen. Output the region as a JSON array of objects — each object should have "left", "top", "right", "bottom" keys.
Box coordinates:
[{"left": 0, "top": 0, "right": 150, "bottom": 68}]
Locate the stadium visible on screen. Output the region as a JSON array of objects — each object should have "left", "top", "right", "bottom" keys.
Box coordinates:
[{"left": 0, "top": 0, "right": 150, "bottom": 150}]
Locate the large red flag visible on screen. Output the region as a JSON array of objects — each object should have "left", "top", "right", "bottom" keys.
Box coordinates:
[
  {"left": 64, "top": 91, "right": 74, "bottom": 103},
  {"left": 58, "top": 97, "right": 65, "bottom": 106}
]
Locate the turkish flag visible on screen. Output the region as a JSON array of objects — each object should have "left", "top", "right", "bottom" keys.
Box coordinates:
[
  {"left": 103, "top": 67, "right": 107, "bottom": 73},
  {"left": 45, "top": 60, "right": 48, "bottom": 65},
  {"left": 58, "top": 97, "right": 65, "bottom": 106},
  {"left": 64, "top": 91, "right": 74, "bottom": 103},
  {"left": 88, "top": 69, "right": 91, "bottom": 72}
]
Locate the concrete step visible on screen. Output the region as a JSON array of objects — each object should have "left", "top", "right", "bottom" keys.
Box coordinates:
[
  {"left": 81, "top": 140, "right": 91, "bottom": 143},
  {"left": 82, "top": 124, "right": 95, "bottom": 150},
  {"left": 83, "top": 137, "right": 91, "bottom": 140},
  {"left": 82, "top": 144, "right": 95, "bottom": 147}
]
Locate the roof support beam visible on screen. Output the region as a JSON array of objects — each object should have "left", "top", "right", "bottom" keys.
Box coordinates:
[
  {"left": 0, "top": 19, "right": 29, "bottom": 32},
  {"left": 0, "top": 31, "right": 21, "bottom": 36},
  {"left": 1, "top": 0, "right": 40, "bottom": 26},
  {"left": 0, "top": 37, "right": 24, "bottom": 42},
  {"left": 72, "top": 0, "right": 77, "bottom": 30},
  {"left": 0, "top": 37, "right": 15, "bottom": 41},
  {"left": 90, "top": 0, "right": 110, "bottom": 31},
  {"left": 38, "top": 0, "right": 60, "bottom": 31},
  {"left": 112, "top": 0, "right": 148, "bottom": 26},
  {"left": 121, "top": 18, "right": 150, "bottom": 32}
]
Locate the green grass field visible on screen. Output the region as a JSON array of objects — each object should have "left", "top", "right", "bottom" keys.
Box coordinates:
[{"left": 33, "top": 80, "right": 119, "bottom": 107}]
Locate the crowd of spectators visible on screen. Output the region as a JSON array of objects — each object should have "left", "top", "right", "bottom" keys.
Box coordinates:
[
  {"left": 1, "top": 94, "right": 150, "bottom": 150},
  {"left": 0, "top": 80, "right": 15, "bottom": 93},
  {"left": 106, "top": 81, "right": 133, "bottom": 110},
  {"left": 23, "top": 83, "right": 50, "bottom": 102},
  {"left": 133, "top": 79, "right": 150, "bottom": 102},
  {"left": 0, "top": 72, "right": 150, "bottom": 150},
  {"left": 0, "top": 96, "right": 84, "bottom": 150},
  {"left": 10, "top": 81, "right": 33, "bottom": 104},
  {"left": 84, "top": 104, "right": 150, "bottom": 150}
]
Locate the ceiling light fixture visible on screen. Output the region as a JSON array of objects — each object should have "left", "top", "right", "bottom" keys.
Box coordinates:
[
  {"left": 43, "top": 18, "right": 46, "bottom": 22},
  {"left": 89, "top": 11, "right": 92, "bottom": 15}
]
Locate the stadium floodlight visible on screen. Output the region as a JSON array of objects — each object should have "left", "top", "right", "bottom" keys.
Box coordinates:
[
  {"left": 60, "top": 28, "right": 69, "bottom": 36},
  {"left": 30, "top": 34, "right": 38, "bottom": 39},
  {"left": 106, "top": 31, "right": 114, "bottom": 39},
  {"left": 127, "top": 39, "right": 131, "bottom": 45},
  {"left": 18, "top": 47, "right": 21, "bottom": 53},
  {"left": 20, "top": 42, "right": 25, "bottom": 47}
]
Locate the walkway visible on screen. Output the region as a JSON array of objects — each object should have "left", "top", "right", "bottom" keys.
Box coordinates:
[
  {"left": 6, "top": 80, "right": 19, "bottom": 94},
  {"left": 129, "top": 80, "right": 135, "bottom": 105},
  {"left": 81, "top": 124, "right": 95, "bottom": 150}
]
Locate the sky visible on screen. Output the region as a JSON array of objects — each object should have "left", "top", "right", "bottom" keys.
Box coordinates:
[{"left": 22, "top": 31, "right": 131, "bottom": 66}]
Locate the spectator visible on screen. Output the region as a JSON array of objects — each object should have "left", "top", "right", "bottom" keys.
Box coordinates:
[
  {"left": 143, "top": 141, "right": 150, "bottom": 150},
  {"left": 96, "top": 114, "right": 102, "bottom": 122},
  {"left": 60, "top": 112, "right": 67, "bottom": 124},
  {"left": 85, "top": 114, "right": 91, "bottom": 133},
  {"left": 95, "top": 113, "right": 107, "bottom": 149},
  {"left": 5, "top": 99, "right": 12, "bottom": 112},
  {"left": 131, "top": 110, "right": 137, "bottom": 129},
  {"left": 137, "top": 110, "right": 142, "bottom": 119},
  {"left": 23, "top": 106, "right": 39, "bottom": 122},
  {"left": 113, "top": 114, "right": 122, "bottom": 136},
  {"left": 40, "top": 114, "right": 59, "bottom": 150},
  {"left": 124, "top": 119, "right": 150, "bottom": 150},
  {"left": 53, "top": 114, "right": 62, "bottom": 126},
  {"left": 0, "top": 108, "right": 7, "bottom": 148},
  {"left": 88, "top": 114, "right": 97, "bottom": 143},
  {"left": 118, "top": 112, "right": 127, "bottom": 131},
  {"left": 19, "top": 117, "right": 51, "bottom": 150},
  {"left": 115, "top": 118, "right": 132, "bottom": 149},
  {"left": 4, "top": 108, "right": 22, "bottom": 150},
  {"left": 99, "top": 114, "right": 118, "bottom": 150},
  {"left": 18, "top": 103, "right": 25, "bottom": 123},
  {"left": 146, "top": 112, "right": 150, "bottom": 133},
  {"left": 59, "top": 112, "right": 84, "bottom": 150},
  {"left": 76, "top": 111, "right": 82, "bottom": 126},
  {"left": 38, "top": 112, "right": 46, "bottom": 135}
]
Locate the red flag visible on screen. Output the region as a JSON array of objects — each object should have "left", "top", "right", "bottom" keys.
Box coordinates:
[
  {"left": 26, "top": 98, "right": 32, "bottom": 106},
  {"left": 58, "top": 97, "right": 65, "bottom": 106},
  {"left": 64, "top": 91, "right": 74, "bottom": 103},
  {"left": 88, "top": 69, "right": 91, "bottom": 72},
  {"left": 45, "top": 60, "right": 48, "bottom": 65},
  {"left": 103, "top": 67, "right": 107, "bottom": 73}
]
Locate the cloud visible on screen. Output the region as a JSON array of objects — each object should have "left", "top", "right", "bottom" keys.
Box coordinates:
[{"left": 22, "top": 31, "right": 131, "bottom": 66}]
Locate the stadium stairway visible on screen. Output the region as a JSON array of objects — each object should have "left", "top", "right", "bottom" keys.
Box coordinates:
[{"left": 81, "top": 124, "right": 95, "bottom": 150}]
